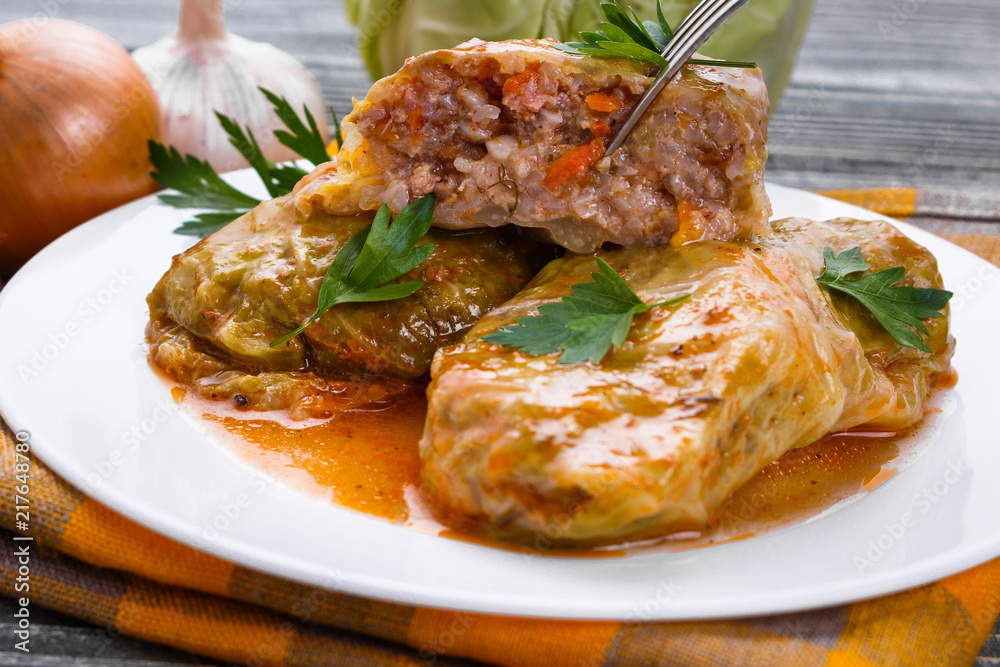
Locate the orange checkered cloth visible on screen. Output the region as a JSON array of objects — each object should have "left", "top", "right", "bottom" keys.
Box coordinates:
[{"left": 2, "top": 188, "right": 999, "bottom": 667}]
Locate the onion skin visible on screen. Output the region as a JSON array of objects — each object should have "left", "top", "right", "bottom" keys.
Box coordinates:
[{"left": 0, "top": 19, "right": 163, "bottom": 277}]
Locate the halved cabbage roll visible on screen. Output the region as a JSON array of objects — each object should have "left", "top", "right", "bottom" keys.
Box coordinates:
[
  {"left": 148, "top": 195, "right": 554, "bottom": 415},
  {"left": 295, "top": 39, "right": 770, "bottom": 253},
  {"left": 420, "top": 218, "right": 954, "bottom": 545}
]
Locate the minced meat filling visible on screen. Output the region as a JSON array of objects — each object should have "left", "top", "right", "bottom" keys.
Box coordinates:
[
  {"left": 354, "top": 59, "right": 637, "bottom": 203},
  {"left": 298, "top": 39, "right": 771, "bottom": 253}
]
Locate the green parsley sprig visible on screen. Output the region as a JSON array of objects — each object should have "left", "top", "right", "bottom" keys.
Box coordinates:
[
  {"left": 553, "top": 0, "right": 755, "bottom": 70},
  {"left": 214, "top": 111, "right": 309, "bottom": 198},
  {"left": 262, "top": 88, "right": 333, "bottom": 167},
  {"left": 484, "top": 257, "right": 690, "bottom": 364},
  {"left": 817, "top": 246, "right": 952, "bottom": 353},
  {"left": 147, "top": 142, "right": 262, "bottom": 212},
  {"left": 270, "top": 195, "right": 438, "bottom": 347},
  {"left": 149, "top": 87, "right": 340, "bottom": 238}
]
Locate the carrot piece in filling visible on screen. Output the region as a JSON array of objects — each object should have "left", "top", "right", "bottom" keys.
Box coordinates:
[
  {"left": 585, "top": 92, "right": 623, "bottom": 112},
  {"left": 502, "top": 68, "right": 536, "bottom": 96},
  {"left": 671, "top": 201, "right": 707, "bottom": 246},
  {"left": 502, "top": 66, "right": 544, "bottom": 112},
  {"left": 408, "top": 107, "right": 423, "bottom": 132},
  {"left": 591, "top": 121, "right": 613, "bottom": 139},
  {"left": 544, "top": 139, "right": 606, "bottom": 189}
]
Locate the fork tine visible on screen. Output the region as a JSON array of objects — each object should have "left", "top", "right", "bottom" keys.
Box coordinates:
[
  {"left": 663, "top": 0, "right": 737, "bottom": 64},
  {"left": 670, "top": 0, "right": 732, "bottom": 44},
  {"left": 666, "top": 0, "right": 740, "bottom": 60},
  {"left": 603, "top": 0, "right": 753, "bottom": 157}
]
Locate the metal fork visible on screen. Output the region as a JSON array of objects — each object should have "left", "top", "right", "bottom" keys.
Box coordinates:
[{"left": 603, "top": 0, "right": 754, "bottom": 157}]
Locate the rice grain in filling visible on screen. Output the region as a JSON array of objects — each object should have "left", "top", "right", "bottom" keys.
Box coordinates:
[{"left": 296, "top": 38, "right": 772, "bottom": 253}]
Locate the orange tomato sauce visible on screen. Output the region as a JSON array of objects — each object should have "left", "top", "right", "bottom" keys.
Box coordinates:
[
  {"left": 196, "top": 388, "right": 427, "bottom": 523},
  {"left": 667, "top": 429, "right": 906, "bottom": 552},
  {"left": 180, "top": 381, "right": 931, "bottom": 557}
]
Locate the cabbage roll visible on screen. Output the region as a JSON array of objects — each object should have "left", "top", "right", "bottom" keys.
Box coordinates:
[
  {"left": 295, "top": 39, "right": 771, "bottom": 253},
  {"left": 148, "top": 195, "right": 554, "bottom": 416},
  {"left": 420, "top": 217, "right": 954, "bottom": 545}
]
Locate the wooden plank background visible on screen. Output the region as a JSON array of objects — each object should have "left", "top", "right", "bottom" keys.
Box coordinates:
[
  {"left": 0, "top": 0, "right": 998, "bottom": 664},
  {"left": 1, "top": 0, "right": 998, "bottom": 195}
]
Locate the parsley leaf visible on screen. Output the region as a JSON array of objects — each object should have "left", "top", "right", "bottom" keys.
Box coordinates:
[
  {"left": 553, "top": 0, "right": 756, "bottom": 70},
  {"left": 150, "top": 87, "right": 336, "bottom": 238},
  {"left": 261, "top": 87, "right": 332, "bottom": 167},
  {"left": 270, "top": 194, "right": 438, "bottom": 347},
  {"left": 172, "top": 212, "right": 246, "bottom": 237},
  {"left": 816, "top": 246, "right": 952, "bottom": 353},
  {"left": 214, "top": 111, "right": 310, "bottom": 199},
  {"left": 484, "top": 257, "right": 690, "bottom": 364},
  {"left": 331, "top": 107, "right": 345, "bottom": 151},
  {"left": 148, "top": 140, "right": 261, "bottom": 211}
]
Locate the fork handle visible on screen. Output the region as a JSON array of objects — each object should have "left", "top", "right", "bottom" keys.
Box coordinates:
[{"left": 603, "top": 0, "right": 754, "bottom": 157}]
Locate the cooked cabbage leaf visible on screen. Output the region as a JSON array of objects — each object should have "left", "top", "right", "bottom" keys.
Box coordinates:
[{"left": 343, "top": 0, "right": 814, "bottom": 103}]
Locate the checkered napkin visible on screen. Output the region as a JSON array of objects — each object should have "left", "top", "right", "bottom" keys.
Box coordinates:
[{"left": 2, "top": 188, "right": 999, "bottom": 667}]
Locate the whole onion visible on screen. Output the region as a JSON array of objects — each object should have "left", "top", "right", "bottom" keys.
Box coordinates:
[{"left": 0, "top": 19, "right": 163, "bottom": 277}]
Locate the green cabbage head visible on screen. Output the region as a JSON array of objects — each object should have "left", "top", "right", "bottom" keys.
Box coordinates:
[{"left": 344, "top": 0, "right": 814, "bottom": 106}]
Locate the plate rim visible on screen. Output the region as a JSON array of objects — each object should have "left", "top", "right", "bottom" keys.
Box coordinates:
[{"left": 1, "top": 176, "right": 998, "bottom": 621}]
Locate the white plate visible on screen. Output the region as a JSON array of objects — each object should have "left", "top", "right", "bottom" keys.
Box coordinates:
[{"left": 1, "top": 175, "right": 999, "bottom": 621}]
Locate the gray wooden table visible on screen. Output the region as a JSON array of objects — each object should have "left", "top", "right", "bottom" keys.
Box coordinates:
[{"left": 1, "top": 0, "right": 998, "bottom": 664}]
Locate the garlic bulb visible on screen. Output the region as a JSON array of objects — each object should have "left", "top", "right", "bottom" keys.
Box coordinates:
[{"left": 133, "top": 0, "right": 328, "bottom": 172}]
